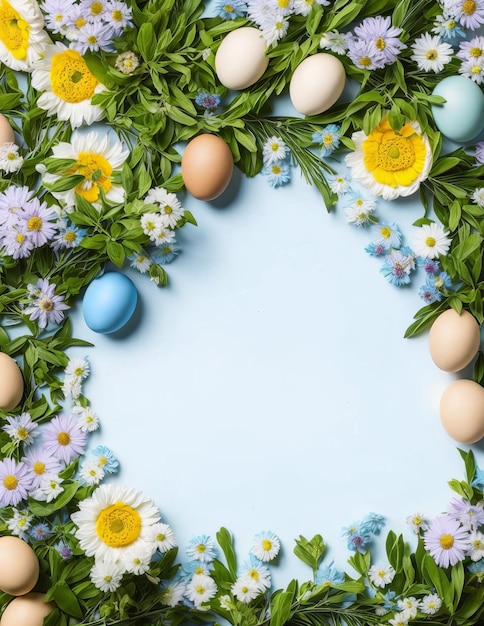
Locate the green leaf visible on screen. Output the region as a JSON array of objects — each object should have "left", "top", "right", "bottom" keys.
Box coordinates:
[
  {"left": 107, "top": 241, "right": 126, "bottom": 268},
  {"left": 28, "top": 481, "right": 80, "bottom": 516},
  {"left": 270, "top": 589, "right": 294, "bottom": 626},
  {"left": 216, "top": 527, "right": 237, "bottom": 580},
  {"left": 293, "top": 535, "right": 325, "bottom": 572},
  {"left": 137, "top": 22, "right": 157, "bottom": 61},
  {"left": 49, "top": 581, "right": 83, "bottom": 619}
]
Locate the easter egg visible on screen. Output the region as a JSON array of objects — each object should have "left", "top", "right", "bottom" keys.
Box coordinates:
[
  {"left": 0, "top": 536, "right": 39, "bottom": 596},
  {"left": 0, "top": 353, "right": 24, "bottom": 412},
  {"left": 181, "top": 134, "right": 234, "bottom": 201},
  {"left": 431, "top": 76, "right": 484, "bottom": 143},
  {"left": 82, "top": 272, "right": 138, "bottom": 334},
  {"left": 215, "top": 27, "right": 269, "bottom": 90},
  {"left": 0, "top": 593, "right": 54, "bottom": 626},
  {"left": 289, "top": 53, "right": 346, "bottom": 116},
  {"left": 428, "top": 308, "right": 481, "bottom": 372},
  {"left": 0, "top": 113, "right": 15, "bottom": 146},
  {"left": 440, "top": 379, "right": 484, "bottom": 444}
]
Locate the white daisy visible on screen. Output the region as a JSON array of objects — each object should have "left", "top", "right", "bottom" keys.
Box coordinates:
[
  {"left": 388, "top": 612, "right": 410, "bottom": 626},
  {"left": 247, "top": 0, "right": 273, "bottom": 26},
  {"left": 122, "top": 542, "right": 153, "bottom": 575},
  {"left": 153, "top": 227, "right": 176, "bottom": 247},
  {"left": 0, "top": 143, "right": 23, "bottom": 173},
  {"left": 71, "top": 484, "right": 161, "bottom": 567},
  {"left": 7, "top": 508, "right": 32, "bottom": 538},
  {"left": 90, "top": 557, "right": 124, "bottom": 592},
  {"left": 31, "top": 472, "right": 64, "bottom": 503},
  {"left": 43, "top": 131, "right": 129, "bottom": 208},
  {"left": 262, "top": 136, "right": 288, "bottom": 164},
  {"left": 31, "top": 42, "right": 106, "bottom": 128},
  {"left": 250, "top": 531, "right": 281, "bottom": 562},
  {"left": 62, "top": 374, "right": 82, "bottom": 399},
  {"left": 141, "top": 212, "right": 164, "bottom": 239},
  {"left": 72, "top": 404, "right": 100, "bottom": 432},
  {"left": 420, "top": 593, "right": 442, "bottom": 615},
  {"left": 367, "top": 563, "right": 396, "bottom": 588},
  {"left": 231, "top": 576, "right": 260, "bottom": 603},
  {"left": 471, "top": 187, "right": 484, "bottom": 207},
  {"left": 329, "top": 174, "right": 351, "bottom": 194},
  {"left": 413, "top": 222, "right": 451, "bottom": 259},
  {"left": 240, "top": 561, "right": 271, "bottom": 592},
  {"left": 260, "top": 13, "right": 289, "bottom": 46},
  {"left": 130, "top": 252, "right": 152, "bottom": 273},
  {"left": 460, "top": 57, "right": 484, "bottom": 83},
  {"left": 344, "top": 196, "right": 376, "bottom": 226},
  {"left": 469, "top": 529, "right": 484, "bottom": 561},
  {"left": 406, "top": 512, "right": 429, "bottom": 533},
  {"left": 185, "top": 573, "right": 218, "bottom": 608},
  {"left": 160, "top": 580, "right": 186, "bottom": 607},
  {"left": 146, "top": 522, "right": 177, "bottom": 553},
  {"left": 0, "top": 0, "right": 51, "bottom": 71},
  {"left": 3, "top": 413, "right": 39, "bottom": 445},
  {"left": 410, "top": 33, "right": 453, "bottom": 72},
  {"left": 319, "top": 30, "right": 349, "bottom": 54},
  {"left": 397, "top": 597, "right": 419, "bottom": 619},
  {"left": 144, "top": 187, "right": 184, "bottom": 228},
  {"left": 79, "top": 459, "right": 105, "bottom": 485}
]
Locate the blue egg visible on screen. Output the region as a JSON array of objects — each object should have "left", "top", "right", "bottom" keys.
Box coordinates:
[
  {"left": 82, "top": 272, "right": 138, "bottom": 334},
  {"left": 431, "top": 76, "right": 484, "bottom": 143}
]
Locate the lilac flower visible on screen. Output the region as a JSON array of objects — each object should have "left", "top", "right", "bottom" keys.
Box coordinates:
[
  {"left": 0, "top": 458, "right": 33, "bottom": 507},
  {"left": 3, "top": 225, "right": 34, "bottom": 259},
  {"left": 475, "top": 143, "right": 484, "bottom": 166},
  {"left": 22, "top": 448, "right": 63, "bottom": 489},
  {"left": 365, "top": 241, "right": 389, "bottom": 257},
  {"left": 380, "top": 250, "right": 415, "bottom": 287},
  {"left": 447, "top": 497, "right": 484, "bottom": 530},
  {"left": 418, "top": 257, "right": 441, "bottom": 275},
  {"left": 40, "top": 0, "right": 76, "bottom": 33},
  {"left": 346, "top": 38, "right": 386, "bottom": 70},
  {"left": 450, "top": 0, "right": 484, "bottom": 30},
  {"left": 342, "top": 523, "right": 371, "bottom": 553},
  {"left": 19, "top": 199, "right": 56, "bottom": 247},
  {"left": 51, "top": 220, "right": 87, "bottom": 251},
  {"left": 424, "top": 515, "right": 471, "bottom": 567},
  {"left": 55, "top": 540, "right": 73, "bottom": 559},
  {"left": 24, "top": 278, "right": 70, "bottom": 329},
  {"left": 353, "top": 16, "right": 406, "bottom": 65},
  {"left": 73, "top": 21, "right": 116, "bottom": 54},
  {"left": 29, "top": 522, "right": 52, "bottom": 541},
  {"left": 0, "top": 185, "right": 33, "bottom": 227},
  {"left": 419, "top": 281, "right": 442, "bottom": 304},
  {"left": 195, "top": 91, "right": 221, "bottom": 115},
  {"left": 42, "top": 414, "right": 87, "bottom": 465}
]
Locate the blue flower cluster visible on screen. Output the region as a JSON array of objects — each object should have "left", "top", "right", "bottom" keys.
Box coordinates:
[
  {"left": 342, "top": 512, "right": 386, "bottom": 553},
  {"left": 261, "top": 136, "right": 291, "bottom": 188}
]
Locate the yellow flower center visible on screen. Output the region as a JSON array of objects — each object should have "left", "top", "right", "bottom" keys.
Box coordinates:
[
  {"left": 17, "top": 427, "right": 28, "bottom": 440},
  {"left": 72, "top": 151, "right": 113, "bottom": 202},
  {"left": 27, "top": 216, "right": 42, "bottom": 232},
  {"left": 111, "top": 9, "right": 123, "bottom": 21},
  {"left": 248, "top": 568, "right": 259, "bottom": 580},
  {"left": 262, "top": 539, "right": 272, "bottom": 551},
  {"left": 196, "top": 544, "right": 206, "bottom": 554},
  {"left": 439, "top": 533, "right": 454, "bottom": 550},
  {"left": 472, "top": 65, "right": 482, "bottom": 75},
  {"left": 33, "top": 461, "right": 45, "bottom": 475},
  {"left": 16, "top": 233, "right": 25, "bottom": 243},
  {"left": 362, "top": 117, "right": 428, "bottom": 189},
  {"left": 57, "top": 431, "right": 71, "bottom": 446},
  {"left": 380, "top": 227, "right": 391, "bottom": 239},
  {"left": 89, "top": 1, "right": 104, "bottom": 15},
  {"left": 50, "top": 49, "right": 98, "bottom": 103},
  {"left": 75, "top": 16, "right": 86, "bottom": 28},
  {"left": 472, "top": 539, "right": 484, "bottom": 549},
  {"left": 425, "top": 237, "right": 436, "bottom": 248},
  {"left": 156, "top": 532, "right": 166, "bottom": 541},
  {"left": 378, "top": 569, "right": 386, "bottom": 578},
  {"left": 96, "top": 502, "right": 141, "bottom": 547},
  {"left": 469, "top": 46, "right": 482, "bottom": 57},
  {"left": 375, "top": 37, "right": 386, "bottom": 50},
  {"left": 64, "top": 230, "right": 77, "bottom": 242},
  {"left": 323, "top": 134, "right": 334, "bottom": 145},
  {"left": 39, "top": 297, "right": 54, "bottom": 312},
  {"left": 74, "top": 366, "right": 84, "bottom": 376},
  {"left": 277, "top": 0, "right": 289, "bottom": 7},
  {"left": 425, "top": 49, "right": 438, "bottom": 60},
  {"left": 3, "top": 475, "right": 18, "bottom": 490},
  {"left": 0, "top": 0, "right": 29, "bottom": 60},
  {"left": 272, "top": 165, "right": 282, "bottom": 175},
  {"left": 463, "top": 0, "right": 476, "bottom": 15},
  {"left": 359, "top": 56, "right": 372, "bottom": 67}
]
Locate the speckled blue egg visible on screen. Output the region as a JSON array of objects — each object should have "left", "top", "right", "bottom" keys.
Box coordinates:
[
  {"left": 82, "top": 272, "right": 138, "bottom": 334},
  {"left": 431, "top": 76, "right": 484, "bottom": 143}
]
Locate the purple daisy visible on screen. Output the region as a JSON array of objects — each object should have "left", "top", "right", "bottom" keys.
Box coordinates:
[
  {"left": 0, "top": 458, "right": 33, "bottom": 507},
  {"left": 24, "top": 278, "right": 70, "bottom": 329},
  {"left": 22, "top": 447, "right": 63, "bottom": 489},
  {"left": 447, "top": 497, "right": 484, "bottom": 531},
  {"left": 0, "top": 185, "right": 33, "bottom": 227},
  {"left": 346, "top": 38, "right": 386, "bottom": 70},
  {"left": 3, "top": 225, "right": 35, "bottom": 259},
  {"left": 424, "top": 515, "right": 471, "bottom": 568},
  {"left": 19, "top": 199, "right": 56, "bottom": 247},
  {"left": 42, "top": 414, "right": 87, "bottom": 465},
  {"left": 476, "top": 141, "right": 484, "bottom": 165},
  {"left": 354, "top": 16, "right": 406, "bottom": 65}
]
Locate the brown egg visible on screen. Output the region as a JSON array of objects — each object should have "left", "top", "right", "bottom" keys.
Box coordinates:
[
  {"left": 440, "top": 379, "right": 484, "bottom": 443},
  {"left": 0, "top": 353, "right": 24, "bottom": 412},
  {"left": 428, "top": 308, "right": 481, "bottom": 372},
  {"left": 0, "top": 537, "right": 39, "bottom": 596},
  {"left": 0, "top": 114, "right": 15, "bottom": 146},
  {"left": 181, "top": 134, "right": 234, "bottom": 201},
  {"left": 0, "top": 593, "right": 54, "bottom": 626}
]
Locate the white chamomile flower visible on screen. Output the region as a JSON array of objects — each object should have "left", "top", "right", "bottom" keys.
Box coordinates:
[
  {"left": 130, "top": 252, "right": 152, "bottom": 274},
  {"left": 72, "top": 404, "right": 100, "bottom": 433},
  {"left": 329, "top": 174, "right": 351, "bottom": 195},
  {"left": 153, "top": 227, "right": 176, "bottom": 247},
  {"left": 42, "top": 130, "right": 129, "bottom": 208},
  {"left": 0, "top": 0, "right": 51, "bottom": 72},
  {"left": 319, "top": 30, "right": 349, "bottom": 54},
  {"left": 460, "top": 57, "right": 484, "bottom": 83},
  {"left": 147, "top": 522, "right": 177, "bottom": 553},
  {"left": 0, "top": 143, "right": 23, "bottom": 173},
  {"left": 62, "top": 375, "right": 82, "bottom": 400},
  {"left": 141, "top": 212, "right": 164, "bottom": 239},
  {"left": 90, "top": 557, "right": 124, "bottom": 592},
  {"left": 160, "top": 580, "right": 186, "bottom": 607},
  {"left": 122, "top": 543, "right": 153, "bottom": 575},
  {"left": 186, "top": 573, "right": 217, "bottom": 607},
  {"left": 471, "top": 187, "right": 484, "bottom": 207},
  {"left": 144, "top": 187, "right": 184, "bottom": 228},
  {"left": 31, "top": 42, "right": 107, "bottom": 128},
  {"left": 420, "top": 593, "right": 442, "bottom": 615},
  {"left": 79, "top": 459, "right": 105, "bottom": 485},
  {"left": 406, "top": 512, "right": 428, "bottom": 533},
  {"left": 397, "top": 597, "right": 419, "bottom": 619},
  {"left": 7, "top": 508, "right": 32, "bottom": 538},
  {"left": 250, "top": 531, "right": 281, "bottom": 562},
  {"left": 260, "top": 14, "right": 289, "bottom": 46},
  {"left": 33, "top": 472, "right": 64, "bottom": 503},
  {"left": 241, "top": 561, "right": 271, "bottom": 592},
  {"left": 469, "top": 529, "right": 484, "bottom": 561},
  {"left": 3, "top": 413, "right": 39, "bottom": 445},
  {"left": 388, "top": 612, "right": 410, "bottom": 626},
  {"left": 413, "top": 222, "right": 451, "bottom": 259},
  {"left": 410, "top": 33, "right": 453, "bottom": 72},
  {"left": 65, "top": 357, "right": 90, "bottom": 380},
  {"left": 262, "top": 136, "right": 288, "bottom": 164},
  {"left": 367, "top": 563, "right": 396, "bottom": 588},
  {"left": 231, "top": 576, "right": 260, "bottom": 603}
]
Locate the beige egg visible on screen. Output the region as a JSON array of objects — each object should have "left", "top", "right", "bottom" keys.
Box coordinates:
[
  {"left": 289, "top": 53, "right": 346, "bottom": 116},
  {"left": 0, "top": 593, "right": 53, "bottom": 626},
  {"left": 181, "top": 134, "right": 234, "bottom": 201},
  {"left": 0, "top": 537, "right": 39, "bottom": 596},
  {"left": 440, "top": 379, "right": 484, "bottom": 443},
  {"left": 0, "top": 114, "right": 15, "bottom": 146},
  {"left": 215, "top": 27, "right": 269, "bottom": 90},
  {"left": 0, "top": 353, "right": 24, "bottom": 412},
  {"left": 429, "top": 308, "right": 481, "bottom": 372}
]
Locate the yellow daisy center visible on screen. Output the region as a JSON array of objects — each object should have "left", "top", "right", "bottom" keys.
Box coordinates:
[
  {"left": 89, "top": 1, "right": 104, "bottom": 15},
  {"left": 0, "top": 0, "right": 29, "bottom": 60},
  {"left": 463, "top": 0, "right": 476, "bottom": 15},
  {"left": 33, "top": 461, "right": 45, "bottom": 475},
  {"left": 70, "top": 152, "right": 113, "bottom": 202},
  {"left": 439, "top": 533, "right": 454, "bottom": 550},
  {"left": 51, "top": 50, "right": 98, "bottom": 104},
  {"left": 16, "top": 233, "right": 25, "bottom": 243},
  {"left": 64, "top": 230, "right": 77, "bottom": 242},
  {"left": 426, "top": 49, "right": 438, "bottom": 60},
  {"left": 17, "top": 427, "right": 28, "bottom": 440},
  {"left": 425, "top": 237, "right": 436, "bottom": 248},
  {"left": 359, "top": 56, "right": 372, "bottom": 67},
  {"left": 27, "top": 216, "right": 42, "bottom": 231},
  {"left": 39, "top": 297, "right": 54, "bottom": 312},
  {"left": 472, "top": 539, "right": 484, "bottom": 549},
  {"left": 111, "top": 9, "right": 123, "bottom": 21},
  {"left": 196, "top": 543, "right": 206, "bottom": 554},
  {"left": 3, "top": 475, "right": 18, "bottom": 490},
  {"left": 75, "top": 16, "right": 87, "bottom": 28},
  {"left": 362, "top": 117, "right": 428, "bottom": 189},
  {"left": 57, "top": 431, "right": 71, "bottom": 446},
  {"left": 469, "top": 47, "right": 482, "bottom": 57},
  {"left": 96, "top": 502, "right": 142, "bottom": 547},
  {"left": 262, "top": 539, "right": 272, "bottom": 551},
  {"left": 277, "top": 0, "right": 289, "bottom": 7},
  {"left": 272, "top": 165, "right": 282, "bottom": 175},
  {"left": 248, "top": 568, "right": 259, "bottom": 580},
  {"left": 375, "top": 37, "right": 386, "bottom": 50}
]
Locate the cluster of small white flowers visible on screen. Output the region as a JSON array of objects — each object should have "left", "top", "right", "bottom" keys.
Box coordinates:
[
  {"left": 62, "top": 357, "right": 90, "bottom": 400},
  {"left": 0, "top": 143, "right": 23, "bottom": 173},
  {"left": 114, "top": 50, "right": 140, "bottom": 74},
  {"left": 457, "top": 35, "right": 484, "bottom": 83}
]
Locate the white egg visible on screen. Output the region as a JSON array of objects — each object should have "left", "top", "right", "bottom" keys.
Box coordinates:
[
  {"left": 289, "top": 53, "right": 346, "bottom": 116},
  {"left": 215, "top": 27, "right": 269, "bottom": 90}
]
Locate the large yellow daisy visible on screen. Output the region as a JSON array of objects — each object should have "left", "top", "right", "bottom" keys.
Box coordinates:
[
  {"left": 0, "top": 0, "right": 51, "bottom": 71},
  {"left": 71, "top": 484, "right": 161, "bottom": 570},
  {"left": 42, "top": 130, "right": 129, "bottom": 209},
  {"left": 31, "top": 42, "right": 106, "bottom": 128},
  {"left": 345, "top": 117, "right": 433, "bottom": 201}
]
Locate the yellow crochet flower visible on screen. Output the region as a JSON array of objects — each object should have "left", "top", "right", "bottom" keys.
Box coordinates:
[{"left": 345, "top": 117, "right": 433, "bottom": 200}]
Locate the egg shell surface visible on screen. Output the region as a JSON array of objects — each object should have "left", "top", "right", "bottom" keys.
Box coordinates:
[
  {"left": 82, "top": 272, "right": 138, "bottom": 334},
  {"left": 431, "top": 76, "right": 484, "bottom": 143},
  {"left": 0, "top": 536, "right": 39, "bottom": 596},
  {"left": 440, "top": 379, "right": 484, "bottom": 444},
  {"left": 0, "top": 353, "right": 24, "bottom": 412},
  {"left": 289, "top": 53, "right": 346, "bottom": 116},
  {"left": 215, "top": 27, "right": 269, "bottom": 90},
  {"left": 181, "top": 134, "right": 234, "bottom": 201},
  {"left": 0, "top": 114, "right": 15, "bottom": 145},
  {"left": 0, "top": 593, "right": 53, "bottom": 626},
  {"left": 428, "top": 308, "right": 481, "bottom": 372}
]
